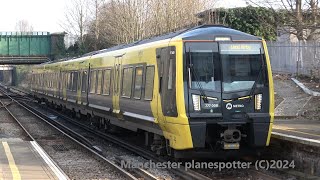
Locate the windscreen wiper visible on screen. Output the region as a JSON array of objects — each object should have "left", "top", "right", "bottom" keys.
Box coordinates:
[
  {"left": 248, "top": 48, "right": 265, "bottom": 102},
  {"left": 188, "top": 48, "right": 209, "bottom": 103}
]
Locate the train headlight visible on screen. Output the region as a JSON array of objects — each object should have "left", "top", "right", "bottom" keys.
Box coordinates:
[
  {"left": 192, "top": 94, "right": 201, "bottom": 111},
  {"left": 255, "top": 94, "right": 262, "bottom": 110}
]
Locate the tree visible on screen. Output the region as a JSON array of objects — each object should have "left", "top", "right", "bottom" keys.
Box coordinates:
[
  {"left": 15, "top": 20, "right": 34, "bottom": 32},
  {"left": 247, "top": 0, "right": 320, "bottom": 41},
  {"left": 216, "top": 6, "right": 280, "bottom": 40},
  {"left": 61, "top": 0, "right": 90, "bottom": 54},
  {"left": 91, "top": 0, "right": 213, "bottom": 45},
  {"left": 62, "top": 0, "right": 215, "bottom": 53},
  {"left": 88, "top": 0, "right": 105, "bottom": 50}
]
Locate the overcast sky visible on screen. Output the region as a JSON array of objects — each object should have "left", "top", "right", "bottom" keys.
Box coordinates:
[{"left": 0, "top": 0, "right": 247, "bottom": 33}]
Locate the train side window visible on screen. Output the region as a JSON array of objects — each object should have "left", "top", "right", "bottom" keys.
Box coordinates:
[
  {"left": 69, "top": 72, "right": 74, "bottom": 91},
  {"left": 82, "top": 71, "right": 87, "bottom": 92},
  {"left": 121, "top": 67, "right": 133, "bottom": 98},
  {"left": 65, "top": 73, "right": 68, "bottom": 90},
  {"left": 102, "top": 69, "right": 111, "bottom": 95},
  {"left": 73, "top": 72, "right": 78, "bottom": 91},
  {"left": 77, "top": 72, "right": 81, "bottom": 90},
  {"left": 168, "top": 59, "right": 173, "bottom": 90},
  {"left": 59, "top": 73, "right": 61, "bottom": 89},
  {"left": 53, "top": 74, "right": 54, "bottom": 88},
  {"left": 90, "top": 70, "right": 96, "bottom": 93},
  {"left": 97, "top": 70, "right": 102, "bottom": 94},
  {"left": 63, "top": 73, "right": 65, "bottom": 89},
  {"left": 44, "top": 74, "right": 47, "bottom": 87},
  {"left": 44, "top": 74, "right": 46, "bottom": 87},
  {"left": 56, "top": 73, "right": 59, "bottom": 89},
  {"left": 46, "top": 74, "right": 48, "bottom": 88},
  {"left": 66, "top": 73, "right": 69, "bottom": 89},
  {"left": 134, "top": 67, "right": 143, "bottom": 99},
  {"left": 144, "top": 66, "right": 155, "bottom": 100}
]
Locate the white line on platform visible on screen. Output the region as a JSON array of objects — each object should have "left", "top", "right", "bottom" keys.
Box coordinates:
[
  {"left": 272, "top": 132, "right": 320, "bottom": 147},
  {"left": 30, "top": 141, "right": 68, "bottom": 180}
]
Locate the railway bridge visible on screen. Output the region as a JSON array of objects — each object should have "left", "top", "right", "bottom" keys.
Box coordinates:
[
  {"left": 0, "top": 31, "right": 65, "bottom": 64},
  {"left": 0, "top": 32, "right": 66, "bottom": 85}
]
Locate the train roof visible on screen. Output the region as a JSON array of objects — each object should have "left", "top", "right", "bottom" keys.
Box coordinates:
[
  {"left": 44, "top": 25, "right": 262, "bottom": 65},
  {"left": 81, "top": 25, "right": 261, "bottom": 57}
]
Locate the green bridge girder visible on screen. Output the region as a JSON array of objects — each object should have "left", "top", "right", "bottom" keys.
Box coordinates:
[{"left": 0, "top": 32, "right": 65, "bottom": 64}]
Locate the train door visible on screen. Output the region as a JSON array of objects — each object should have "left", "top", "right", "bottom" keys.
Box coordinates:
[
  {"left": 112, "top": 56, "right": 122, "bottom": 115},
  {"left": 80, "top": 69, "right": 89, "bottom": 105},
  {"left": 58, "top": 70, "right": 61, "bottom": 99},
  {"left": 156, "top": 46, "right": 178, "bottom": 120}
]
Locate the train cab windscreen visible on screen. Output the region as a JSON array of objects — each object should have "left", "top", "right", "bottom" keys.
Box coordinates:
[
  {"left": 186, "top": 42, "right": 265, "bottom": 94},
  {"left": 186, "top": 42, "right": 221, "bottom": 92},
  {"left": 220, "top": 43, "right": 265, "bottom": 93}
]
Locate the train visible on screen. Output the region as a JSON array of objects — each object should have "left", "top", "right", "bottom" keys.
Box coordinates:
[{"left": 25, "top": 25, "right": 274, "bottom": 158}]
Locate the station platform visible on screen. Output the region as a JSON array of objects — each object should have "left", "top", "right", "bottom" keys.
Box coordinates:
[
  {"left": 0, "top": 140, "right": 68, "bottom": 180},
  {"left": 272, "top": 119, "right": 320, "bottom": 147}
]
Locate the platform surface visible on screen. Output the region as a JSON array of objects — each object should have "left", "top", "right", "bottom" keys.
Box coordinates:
[
  {"left": 272, "top": 119, "right": 320, "bottom": 147},
  {"left": 0, "top": 140, "right": 68, "bottom": 180}
]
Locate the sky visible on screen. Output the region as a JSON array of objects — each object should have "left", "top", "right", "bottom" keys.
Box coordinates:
[
  {"left": 0, "top": 0, "right": 248, "bottom": 33},
  {"left": 0, "top": 0, "right": 66, "bottom": 33}
]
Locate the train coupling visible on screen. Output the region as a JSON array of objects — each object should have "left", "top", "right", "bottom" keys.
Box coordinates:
[{"left": 221, "top": 127, "right": 241, "bottom": 150}]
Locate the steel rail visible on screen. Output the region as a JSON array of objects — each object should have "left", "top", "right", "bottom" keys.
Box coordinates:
[
  {"left": 24, "top": 98, "right": 213, "bottom": 180},
  {"left": 7, "top": 86, "right": 320, "bottom": 180},
  {"left": 0, "top": 86, "right": 138, "bottom": 180}
]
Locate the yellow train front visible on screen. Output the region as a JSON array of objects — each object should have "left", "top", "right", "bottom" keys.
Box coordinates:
[{"left": 29, "top": 25, "right": 274, "bottom": 158}]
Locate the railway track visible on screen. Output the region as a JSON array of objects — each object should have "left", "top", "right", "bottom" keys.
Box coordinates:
[
  {"left": 2, "top": 86, "right": 213, "bottom": 179},
  {"left": 20, "top": 94, "right": 211, "bottom": 179},
  {"left": 0, "top": 86, "right": 143, "bottom": 180},
  {"left": 2, "top": 85, "right": 308, "bottom": 180}
]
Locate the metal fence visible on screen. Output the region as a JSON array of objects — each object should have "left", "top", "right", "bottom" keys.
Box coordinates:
[{"left": 267, "top": 41, "right": 320, "bottom": 78}]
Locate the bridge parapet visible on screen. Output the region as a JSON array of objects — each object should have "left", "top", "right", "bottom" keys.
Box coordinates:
[{"left": 0, "top": 32, "right": 65, "bottom": 64}]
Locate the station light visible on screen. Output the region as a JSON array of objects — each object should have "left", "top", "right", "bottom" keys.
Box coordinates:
[
  {"left": 255, "top": 94, "right": 262, "bottom": 110},
  {"left": 192, "top": 94, "right": 201, "bottom": 111}
]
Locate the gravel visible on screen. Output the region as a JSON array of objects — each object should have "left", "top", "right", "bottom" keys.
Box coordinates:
[
  {"left": 4, "top": 100, "right": 128, "bottom": 180},
  {"left": 31, "top": 101, "right": 177, "bottom": 180},
  {"left": 0, "top": 101, "right": 30, "bottom": 141}
]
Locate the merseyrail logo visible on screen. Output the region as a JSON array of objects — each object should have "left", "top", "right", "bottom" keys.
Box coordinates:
[
  {"left": 226, "top": 103, "right": 245, "bottom": 110},
  {"left": 226, "top": 103, "right": 233, "bottom": 110}
]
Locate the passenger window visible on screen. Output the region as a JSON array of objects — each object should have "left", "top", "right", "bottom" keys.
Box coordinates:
[
  {"left": 69, "top": 72, "right": 73, "bottom": 90},
  {"left": 56, "top": 73, "right": 59, "bottom": 89},
  {"left": 97, "top": 70, "right": 102, "bottom": 94},
  {"left": 168, "top": 59, "right": 173, "bottom": 90},
  {"left": 134, "top": 67, "right": 143, "bottom": 99},
  {"left": 82, "top": 71, "right": 88, "bottom": 92},
  {"left": 121, "top": 67, "right": 133, "bottom": 97},
  {"left": 90, "top": 70, "right": 96, "bottom": 93},
  {"left": 77, "top": 72, "right": 81, "bottom": 90},
  {"left": 73, "top": 72, "right": 78, "bottom": 91},
  {"left": 145, "top": 66, "right": 155, "bottom": 100},
  {"left": 65, "top": 73, "right": 68, "bottom": 90},
  {"left": 103, "top": 69, "right": 111, "bottom": 95}
]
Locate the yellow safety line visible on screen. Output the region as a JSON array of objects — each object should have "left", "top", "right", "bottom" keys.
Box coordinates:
[
  {"left": 273, "top": 126, "right": 320, "bottom": 138},
  {"left": 2, "top": 142, "right": 21, "bottom": 180},
  {"left": 0, "top": 163, "right": 3, "bottom": 180}
]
